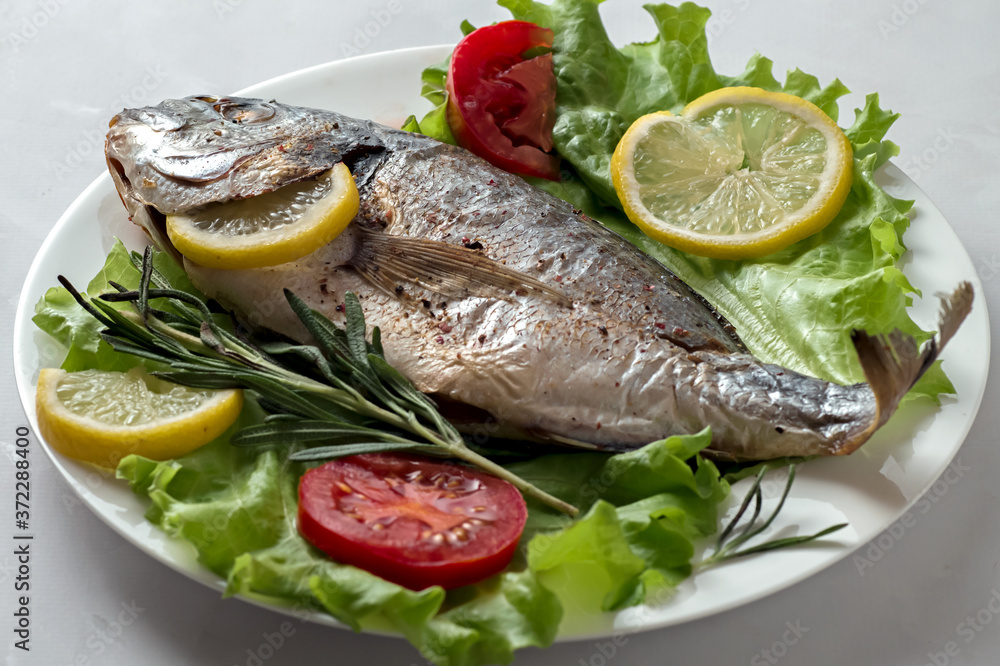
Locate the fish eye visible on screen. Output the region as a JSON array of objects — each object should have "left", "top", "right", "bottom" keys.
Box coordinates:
[{"left": 211, "top": 99, "right": 276, "bottom": 125}]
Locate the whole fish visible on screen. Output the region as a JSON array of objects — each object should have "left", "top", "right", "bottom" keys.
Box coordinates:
[{"left": 105, "top": 96, "right": 972, "bottom": 461}]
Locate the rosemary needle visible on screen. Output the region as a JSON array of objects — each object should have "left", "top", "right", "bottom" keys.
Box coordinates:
[{"left": 700, "top": 464, "right": 847, "bottom": 567}]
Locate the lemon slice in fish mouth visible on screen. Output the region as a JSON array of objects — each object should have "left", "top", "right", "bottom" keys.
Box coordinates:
[
  {"left": 611, "top": 87, "right": 853, "bottom": 259},
  {"left": 166, "top": 161, "right": 359, "bottom": 269}
]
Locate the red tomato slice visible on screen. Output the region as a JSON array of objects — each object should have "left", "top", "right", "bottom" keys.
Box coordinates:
[
  {"left": 297, "top": 453, "right": 528, "bottom": 590},
  {"left": 446, "top": 20, "right": 560, "bottom": 180}
]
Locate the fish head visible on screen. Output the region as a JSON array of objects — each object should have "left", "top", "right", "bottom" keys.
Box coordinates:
[{"left": 104, "top": 95, "right": 384, "bottom": 257}]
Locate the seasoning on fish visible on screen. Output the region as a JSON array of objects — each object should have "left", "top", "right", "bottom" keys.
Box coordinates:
[{"left": 105, "top": 96, "right": 973, "bottom": 461}]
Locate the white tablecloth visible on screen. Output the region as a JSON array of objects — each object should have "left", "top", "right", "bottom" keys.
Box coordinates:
[{"left": 3, "top": 1, "right": 998, "bottom": 664}]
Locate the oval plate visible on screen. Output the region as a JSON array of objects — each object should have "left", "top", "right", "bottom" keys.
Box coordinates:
[{"left": 12, "top": 45, "right": 990, "bottom": 640}]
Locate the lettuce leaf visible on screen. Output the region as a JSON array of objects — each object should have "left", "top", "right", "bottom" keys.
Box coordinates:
[
  {"left": 401, "top": 55, "right": 458, "bottom": 145},
  {"left": 32, "top": 240, "right": 203, "bottom": 373},
  {"left": 33, "top": 241, "right": 146, "bottom": 372},
  {"left": 116, "top": 417, "right": 720, "bottom": 665},
  {"left": 518, "top": 428, "right": 726, "bottom": 611}
]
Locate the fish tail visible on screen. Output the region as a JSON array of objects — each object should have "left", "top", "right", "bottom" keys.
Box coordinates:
[{"left": 840, "top": 281, "right": 974, "bottom": 454}]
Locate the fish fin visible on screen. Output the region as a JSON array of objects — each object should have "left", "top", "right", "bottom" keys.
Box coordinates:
[
  {"left": 842, "top": 281, "right": 974, "bottom": 454},
  {"left": 350, "top": 229, "right": 572, "bottom": 307}
]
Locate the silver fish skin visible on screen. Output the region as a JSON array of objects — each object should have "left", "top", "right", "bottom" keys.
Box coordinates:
[{"left": 105, "top": 96, "right": 972, "bottom": 461}]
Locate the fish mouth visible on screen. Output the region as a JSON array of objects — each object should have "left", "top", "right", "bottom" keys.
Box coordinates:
[{"left": 106, "top": 152, "right": 181, "bottom": 263}]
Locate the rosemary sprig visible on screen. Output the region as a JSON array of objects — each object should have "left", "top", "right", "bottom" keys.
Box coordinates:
[
  {"left": 59, "top": 247, "right": 578, "bottom": 517},
  {"left": 700, "top": 464, "right": 847, "bottom": 567}
]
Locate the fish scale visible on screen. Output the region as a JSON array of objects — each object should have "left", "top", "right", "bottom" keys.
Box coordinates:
[
  {"left": 367, "top": 146, "right": 743, "bottom": 353},
  {"left": 104, "top": 95, "right": 973, "bottom": 460}
]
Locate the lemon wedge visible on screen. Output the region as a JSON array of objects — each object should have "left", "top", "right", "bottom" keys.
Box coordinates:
[
  {"left": 36, "top": 367, "right": 243, "bottom": 468},
  {"left": 166, "top": 162, "right": 359, "bottom": 269},
  {"left": 611, "top": 87, "right": 853, "bottom": 259}
]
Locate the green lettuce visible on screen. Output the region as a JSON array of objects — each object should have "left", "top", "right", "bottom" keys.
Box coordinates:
[
  {"left": 32, "top": 240, "right": 202, "bottom": 373},
  {"left": 409, "top": 0, "right": 951, "bottom": 400},
  {"left": 401, "top": 56, "right": 457, "bottom": 144},
  {"left": 401, "top": 19, "right": 475, "bottom": 140},
  {"left": 518, "top": 428, "right": 726, "bottom": 611},
  {"left": 115, "top": 420, "right": 722, "bottom": 665}
]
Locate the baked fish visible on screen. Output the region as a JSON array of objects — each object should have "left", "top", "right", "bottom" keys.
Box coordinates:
[{"left": 105, "top": 96, "right": 972, "bottom": 461}]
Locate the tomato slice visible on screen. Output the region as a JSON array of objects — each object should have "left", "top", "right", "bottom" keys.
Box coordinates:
[
  {"left": 446, "top": 20, "right": 560, "bottom": 180},
  {"left": 297, "top": 453, "right": 528, "bottom": 590}
]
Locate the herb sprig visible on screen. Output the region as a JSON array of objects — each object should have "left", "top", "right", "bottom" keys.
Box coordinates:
[
  {"left": 700, "top": 464, "right": 847, "bottom": 567},
  {"left": 59, "top": 247, "right": 579, "bottom": 516}
]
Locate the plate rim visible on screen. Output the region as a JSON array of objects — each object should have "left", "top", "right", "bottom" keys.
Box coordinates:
[{"left": 12, "top": 44, "right": 992, "bottom": 643}]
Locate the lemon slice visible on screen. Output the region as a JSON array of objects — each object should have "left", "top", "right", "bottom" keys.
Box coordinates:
[
  {"left": 166, "top": 162, "right": 359, "bottom": 269},
  {"left": 611, "top": 87, "right": 853, "bottom": 259},
  {"left": 36, "top": 367, "right": 243, "bottom": 468}
]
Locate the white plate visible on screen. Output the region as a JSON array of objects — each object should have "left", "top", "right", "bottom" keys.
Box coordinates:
[{"left": 12, "top": 45, "right": 991, "bottom": 641}]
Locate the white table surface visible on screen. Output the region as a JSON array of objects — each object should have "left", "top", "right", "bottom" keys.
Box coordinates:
[{"left": 3, "top": 0, "right": 998, "bottom": 664}]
